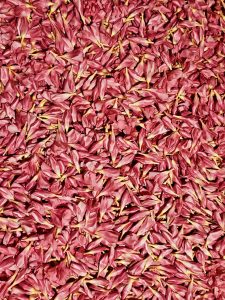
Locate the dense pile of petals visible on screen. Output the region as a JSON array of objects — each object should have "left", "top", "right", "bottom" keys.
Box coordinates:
[{"left": 0, "top": 0, "right": 225, "bottom": 299}]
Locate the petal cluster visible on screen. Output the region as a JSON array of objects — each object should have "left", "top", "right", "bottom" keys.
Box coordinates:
[{"left": 0, "top": 0, "right": 225, "bottom": 299}]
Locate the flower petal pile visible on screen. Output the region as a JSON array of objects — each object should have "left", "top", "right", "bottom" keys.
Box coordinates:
[{"left": 0, "top": 0, "right": 225, "bottom": 299}]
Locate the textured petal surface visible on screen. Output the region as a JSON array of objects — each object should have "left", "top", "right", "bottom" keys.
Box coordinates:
[{"left": 0, "top": 0, "right": 225, "bottom": 299}]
